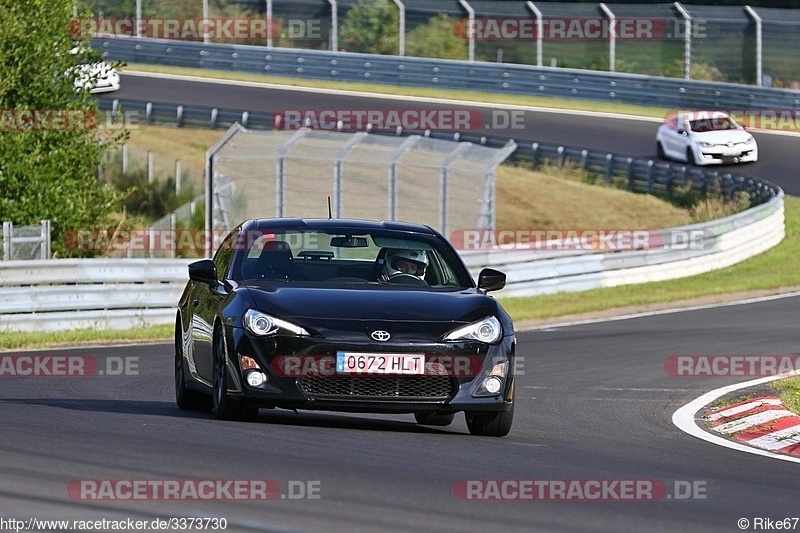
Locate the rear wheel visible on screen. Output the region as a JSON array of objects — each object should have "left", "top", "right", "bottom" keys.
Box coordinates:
[
  {"left": 414, "top": 412, "right": 456, "bottom": 426},
  {"left": 175, "top": 319, "right": 211, "bottom": 411},
  {"left": 212, "top": 325, "right": 258, "bottom": 422},
  {"left": 465, "top": 402, "right": 514, "bottom": 437}
]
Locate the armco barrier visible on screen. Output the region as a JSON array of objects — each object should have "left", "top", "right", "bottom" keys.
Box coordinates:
[
  {"left": 461, "top": 190, "right": 784, "bottom": 298},
  {"left": 93, "top": 37, "right": 800, "bottom": 110},
  {"left": 0, "top": 258, "right": 191, "bottom": 332},
  {"left": 0, "top": 191, "right": 784, "bottom": 330}
]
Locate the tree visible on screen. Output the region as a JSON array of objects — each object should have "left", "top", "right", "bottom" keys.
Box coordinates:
[
  {"left": 0, "top": 0, "right": 124, "bottom": 257},
  {"left": 406, "top": 15, "right": 468, "bottom": 60},
  {"left": 339, "top": 0, "right": 399, "bottom": 55}
]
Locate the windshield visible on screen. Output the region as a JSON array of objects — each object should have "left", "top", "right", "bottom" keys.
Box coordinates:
[
  {"left": 225, "top": 228, "right": 472, "bottom": 288},
  {"left": 689, "top": 116, "right": 738, "bottom": 133}
]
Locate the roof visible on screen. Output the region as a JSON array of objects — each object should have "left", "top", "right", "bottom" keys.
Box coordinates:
[{"left": 246, "top": 218, "right": 439, "bottom": 235}]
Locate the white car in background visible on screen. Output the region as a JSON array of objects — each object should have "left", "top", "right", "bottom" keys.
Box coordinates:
[
  {"left": 656, "top": 111, "right": 757, "bottom": 166},
  {"left": 69, "top": 47, "right": 120, "bottom": 93}
]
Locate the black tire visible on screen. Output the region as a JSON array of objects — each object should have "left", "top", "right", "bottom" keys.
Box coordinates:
[
  {"left": 656, "top": 142, "right": 666, "bottom": 160},
  {"left": 414, "top": 412, "right": 456, "bottom": 426},
  {"left": 212, "top": 325, "right": 258, "bottom": 422},
  {"left": 686, "top": 147, "right": 697, "bottom": 166},
  {"left": 465, "top": 402, "right": 514, "bottom": 437},
  {"left": 175, "top": 319, "right": 212, "bottom": 411}
]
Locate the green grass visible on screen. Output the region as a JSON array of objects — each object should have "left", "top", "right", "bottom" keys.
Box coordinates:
[
  {"left": 0, "top": 324, "right": 172, "bottom": 351},
  {"left": 500, "top": 196, "right": 799, "bottom": 322},
  {"left": 126, "top": 63, "right": 670, "bottom": 120},
  {"left": 771, "top": 377, "right": 800, "bottom": 417}
]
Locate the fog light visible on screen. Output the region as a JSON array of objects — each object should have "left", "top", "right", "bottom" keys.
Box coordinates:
[
  {"left": 484, "top": 376, "right": 503, "bottom": 394},
  {"left": 246, "top": 371, "right": 266, "bottom": 387}
]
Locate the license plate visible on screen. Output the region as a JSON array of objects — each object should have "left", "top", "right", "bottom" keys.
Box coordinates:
[{"left": 336, "top": 352, "right": 425, "bottom": 375}]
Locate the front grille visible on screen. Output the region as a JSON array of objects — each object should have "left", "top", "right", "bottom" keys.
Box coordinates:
[{"left": 298, "top": 376, "right": 456, "bottom": 400}]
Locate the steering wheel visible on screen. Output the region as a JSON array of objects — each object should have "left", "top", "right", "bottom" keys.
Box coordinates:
[{"left": 387, "top": 273, "right": 427, "bottom": 286}]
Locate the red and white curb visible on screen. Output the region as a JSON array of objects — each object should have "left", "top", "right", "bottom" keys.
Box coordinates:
[
  {"left": 673, "top": 374, "right": 800, "bottom": 464},
  {"left": 704, "top": 396, "right": 800, "bottom": 457}
]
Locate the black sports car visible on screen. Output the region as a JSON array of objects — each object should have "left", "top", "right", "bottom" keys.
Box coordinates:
[{"left": 175, "top": 218, "right": 516, "bottom": 436}]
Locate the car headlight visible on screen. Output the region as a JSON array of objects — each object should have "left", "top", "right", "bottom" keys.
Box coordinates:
[
  {"left": 744, "top": 136, "right": 755, "bottom": 145},
  {"left": 443, "top": 316, "right": 502, "bottom": 344},
  {"left": 697, "top": 141, "right": 714, "bottom": 148},
  {"left": 243, "top": 309, "right": 309, "bottom": 337}
]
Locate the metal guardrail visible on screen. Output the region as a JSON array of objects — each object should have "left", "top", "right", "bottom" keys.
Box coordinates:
[
  {"left": 0, "top": 190, "right": 784, "bottom": 329},
  {"left": 461, "top": 191, "right": 784, "bottom": 298},
  {"left": 93, "top": 37, "right": 800, "bottom": 110},
  {"left": 0, "top": 258, "right": 191, "bottom": 332}
]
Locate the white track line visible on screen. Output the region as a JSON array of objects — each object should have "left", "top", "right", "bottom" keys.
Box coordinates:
[{"left": 673, "top": 373, "right": 800, "bottom": 464}]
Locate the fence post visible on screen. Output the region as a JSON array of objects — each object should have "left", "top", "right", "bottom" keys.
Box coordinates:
[
  {"left": 122, "top": 143, "right": 128, "bottom": 175},
  {"left": 531, "top": 142, "right": 540, "bottom": 170},
  {"left": 674, "top": 2, "right": 692, "bottom": 79},
  {"left": 605, "top": 153, "right": 614, "bottom": 183},
  {"left": 458, "top": 0, "right": 475, "bottom": 62},
  {"left": 175, "top": 160, "right": 182, "bottom": 195},
  {"left": 40, "top": 220, "right": 51, "bottom": 260},
  {"left": 2, "top": 222, "right": 11, "bottom": 261},
  {"left": 599, "top": 3, "right": 616, "bottom": 72},
  {"left": 392, "top": 0, "right": 405, "bottom": 56},
  {"left": 744, "top": 6, "right": 763, "bottom": 86},
  {"left": 626, "top": 157, "right": 635, "bottom": 191}
]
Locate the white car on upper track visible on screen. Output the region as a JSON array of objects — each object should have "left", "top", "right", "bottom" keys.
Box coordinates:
[
  {"left": 69, "top": 47, "right": 120, "bottom": 94},
  {"left": 656, "top": 111, "right": 757, "bottom": 166}
]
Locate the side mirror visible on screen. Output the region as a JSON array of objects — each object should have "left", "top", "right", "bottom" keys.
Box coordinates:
[
  {"left": 188, "top": 259, "right": 217, "bottom": 285},
  {"left": 677, "top": 129, "right": 688, "bottom": 136},
  {"left": 478, "top": 268, "right": 506, "bottom": 292}
]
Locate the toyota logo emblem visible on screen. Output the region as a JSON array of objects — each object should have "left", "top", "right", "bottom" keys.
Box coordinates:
[{"left": 371, "top": 330, "right": 391, "bottom": 342}]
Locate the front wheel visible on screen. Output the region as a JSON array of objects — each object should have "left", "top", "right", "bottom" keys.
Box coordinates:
[
  {"left": 656, "top": 141, "right": 666, "bottom": 160},
  {"left": 175, "top": 320, "right": 211, "bottom": 412},
  {"left": 686, "top": 147, "right": 697, "bottom": 166},
  {"left": 212, "top": 325, "right": 258, "bottom": 422},
  {"left": 465, "top": 402, "right": 514, "bottom": 437}
]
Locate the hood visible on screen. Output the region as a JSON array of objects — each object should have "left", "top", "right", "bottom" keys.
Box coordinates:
[
  {"left": 691, "top": 128, "right": 752, "bottom": 144},
  {"left": 243, "top": 283, "right": 498, "bottom": 340}
]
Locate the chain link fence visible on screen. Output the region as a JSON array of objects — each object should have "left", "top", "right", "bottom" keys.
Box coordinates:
[
  {"left": 2, "top": 221, "right": 51, "bottom": 261},
  {"left": 81, "top": 1, "right": 800, "bottom": 86},
  {"left": 206, "top": 125, "right": 516, "bottom": 253}
]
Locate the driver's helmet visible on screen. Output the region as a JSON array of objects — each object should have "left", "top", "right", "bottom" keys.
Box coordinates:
[{"left": 382, "top": 249, "right": 428, "bottom": 280}]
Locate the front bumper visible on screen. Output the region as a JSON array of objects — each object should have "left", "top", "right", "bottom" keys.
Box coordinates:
[
  {"left": 696, "top": 144, "right": 758, "bottom": 165},
  {"left": 226, "top": 327, "right": 515, "bottom": 413}
]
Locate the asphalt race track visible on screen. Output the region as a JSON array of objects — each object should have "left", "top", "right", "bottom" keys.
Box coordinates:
[
  {"left": 2, "top": 296, "right": 800, "bottom": 531},
  {"left": 1, "top": 73, "right": 797, "bottom": 531},
  {"left": 109, "top": 72, "right": 800, "bottom": 195}
]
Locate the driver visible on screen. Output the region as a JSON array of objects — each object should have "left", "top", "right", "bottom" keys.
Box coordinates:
[{"left": 381, "top": 249, "right": 428, "bottom": 282}]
